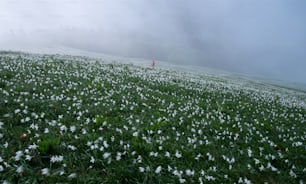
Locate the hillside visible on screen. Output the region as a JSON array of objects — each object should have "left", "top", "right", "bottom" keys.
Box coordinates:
[{"left": 0, "top": 51, "right": 305, "bottom": 183}]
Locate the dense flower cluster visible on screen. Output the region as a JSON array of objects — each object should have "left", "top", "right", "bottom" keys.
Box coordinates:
[{"left": 0, "top": 51, "right": 305, "bottom": 183}]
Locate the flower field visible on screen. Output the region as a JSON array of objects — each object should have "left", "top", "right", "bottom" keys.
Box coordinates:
[{"left": 0, "top": 51, "right": 305, "bottom": 183}]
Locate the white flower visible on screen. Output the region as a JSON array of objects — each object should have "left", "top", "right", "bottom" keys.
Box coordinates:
[
  {"left": 139, "top": 167, "right": 145, "bottom": 172},
  {"left": 50, "top": 155, "right": 63, "bottom": 163},
  {"left": 267, "top": 162, "right": 278, "bottom": 172},
  {"left": 16, "top": 165, "right": 24, "bottom": 173},
  {"left": 68, "top": 173, "right": 77, "bottom": 178},
  {"left": 132, "top": 132, "right": 138, "bottom": 137},
  {"left": 14, "top": 109, "right": 21, "bottom": 114},
  {"left": 292, "top": 141, "right": 303, "bottom": 147},
  {"left": 254, "top": 158, "right": 260, "bottom": 165},
  {"left": 229, "top": 157, "right": 235, "bottom": 164},
  {"left": 155, "top": 166, "right": 162, "bottom": 174},
  {"left": 289, "top": 170, "right": 297, "bottom": 178},
  {"left": 173, "top": 169, "right": 180, "bottom": 177},
  {"left": 90, "top": 156, "right": 95, "bottom": 163},
  {"left": 60, "top": 125, "right": 67, "bottom": 132},
  {"left": 244, "top": 177, "right": 251, "bottom": 184},
  {"left": 0, "top": 165, "right": 4, "bottom": 172},
  {"left": 179, "top": 178, "right": 186, "bottom": 183},
  {"left": 205, "top": 175, "right": 215, "bottom": 181},
  {"left": 199, "top": 177, "right": 203, "bottom": 184},
  {"left": 41, "top": 168, "right": 50, "bottom": 176},
  {"left": 103, "top": 152, "right": 111, "bottom": 159},
  {"left": 116, "top": 152, "right": 122, "bottom": 161},
  {"left": 25, "top": 155, "right": 32, "bottom": 161},
  {"left": 44, "top": 128, "right": 49, "bottom": 133},
  {"left": 68, "top": 145, "right": 77, "bottom": 151},
  {"left": 3, "top": 142, "right": 8, "bottom": 148},
  {"left": 185, "top": 169, "right": 194, "bottom": 176},
  {"left": 3, "top": 114, "right": 10, "bottom": 118},
  {"left": 247, "top": 149, "right": 252, "bottom": 157},
  {"left": 149, "top": 152, "right": 158, "bottom": 157},
  {"left": 175, "top": 151, "right": 182, "bottom": 158},
  {"left": 28, "top": 144, "right": 38, "bottom": 150},
  {"left": 167, "top": 165, "right": 172, "bottom": 172},
  {"left": 14, "top": 151, "right": 23, "bottom": 161},
  {"left": 165, "top": 151, "right": 170, "bottom": 157},
  {"left": 70, "top": 126, "right": 76, "bottom": 133},
  {"left": 103, "top": 141, "right": 109, "bottom": 148}
]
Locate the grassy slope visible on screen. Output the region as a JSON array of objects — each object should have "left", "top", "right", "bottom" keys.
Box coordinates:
[{"left": 0, "top": 52, "right": 305, "bottom": 183}]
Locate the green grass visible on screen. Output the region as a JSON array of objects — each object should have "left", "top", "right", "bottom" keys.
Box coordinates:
[{"left": 0, "top": 52, "right": 305, "bottom": 183}]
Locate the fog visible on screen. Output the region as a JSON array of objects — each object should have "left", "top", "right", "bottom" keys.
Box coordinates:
[{"left": 0, "top": 0, "right": 306, "bottom": 84}]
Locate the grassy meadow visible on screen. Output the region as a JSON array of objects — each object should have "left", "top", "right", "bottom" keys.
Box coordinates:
[{"left": 0, "top": 51, "right": 305, "bottom": 183}]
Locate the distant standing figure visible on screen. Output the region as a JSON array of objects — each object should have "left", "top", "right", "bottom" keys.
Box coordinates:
[{"left": 152, "top": 60, "right": 156, "bottom": 67}]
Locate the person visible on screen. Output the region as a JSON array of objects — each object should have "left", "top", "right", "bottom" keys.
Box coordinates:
[{"left": 151, "top": 59, "right": 155, "bottom": 67}]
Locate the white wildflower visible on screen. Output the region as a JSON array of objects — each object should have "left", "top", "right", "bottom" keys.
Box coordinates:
[
  {"left": 179, "top": 178, "right": 186, "bottom": 183},
  {"left": 14, "top": 151, "right": 23, "bottom": 161},
  {"left": 254, "top": 158, "right": 260, "bottom": 165},
  {"left": 155, "top": 166, "right": 162, "bottom": 174},
  {"left": 244, "top": 177, "right": 251, "bottom": 184},
  {"left": 25, "top": 117, "right": 30, "bottom": 122},
  {"left": 167, "top": 165, "right": 172, "bottom": 172},
  {"left": 185, "top": 169, "right": 194, "bottom": 176},
  {"left": 44, "top": 128, "right": 49, "bottom": 133},
  {"left": 41, "top": 168, "right": 50, "bottom": 176},
  {"left": 70, "top": 125, "right": 76, "bottom": 133},
  {"left": 175, "top": 150, "right": 182, "bottom": 158},
  {"left": 267, "top": 162, "right": 278, "bottom": 172},
  {"left": 132, "top": 131, "right": 138, "bottom": 137},
  {"left": 103, "top": 141, "right": 109, "bottom": 148},
  {"left": 289, "top": 170, "right": 297, "bottom": 178},
  {"left": 103, "top": 152, "right": 111, "bottom": 159},
  {"left": 139, "top": 167, "right": 145, "bottom": 172},
  {"left": 16, "top": 165, "right": 24, "bottom": 173},
  {"left": 206, "top": 175, "right": 215, "bottom": 181},
  {"left": 68, "top": 173, "right": 77, "bottom": 178},
  {"left": 60, "top": 125, "right": 67, "bottom": 132},
  {"left": 165, "top": 151, "right": 170, "bottom": 157},
  {"left": 25, "top": 155, "right": 32, "bottom": 161},
  {"left": 50, "top": 155, "right": 63, "bottom": 163},
  {"left": 68, "top": 145, "right": 77, "bottom": 151},
  {"left": 28, "top": 143, "right": 38, "bottom": 150},
  {"left": 14, "top": 109, "right": 21, "bottom": 114},
  {"left": 90, "top": 156, "right": 95, "bottom": 163},
  {"left": 116, "top": 152, "right": 122, "bottom": 161}
]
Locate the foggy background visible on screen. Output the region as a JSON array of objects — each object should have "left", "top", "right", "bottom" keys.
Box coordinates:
[{"left": 0, "top": 0, "right": 306, "bottom": 84}]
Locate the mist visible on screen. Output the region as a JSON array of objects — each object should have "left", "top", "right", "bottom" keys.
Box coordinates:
[{"left": 1, "top": 0, "right": 306, "bottom": 84}]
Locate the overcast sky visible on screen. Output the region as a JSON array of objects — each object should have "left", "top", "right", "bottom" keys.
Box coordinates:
[{"left": 0, "top": 0, "right": 306, "bottom": 84}]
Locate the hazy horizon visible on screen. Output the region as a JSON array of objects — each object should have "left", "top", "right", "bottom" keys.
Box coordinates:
[{"left": 0, "top": 0, "right": 306, "bottom": 84}]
